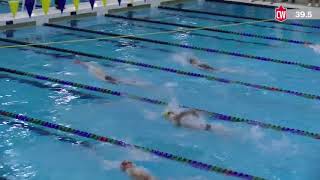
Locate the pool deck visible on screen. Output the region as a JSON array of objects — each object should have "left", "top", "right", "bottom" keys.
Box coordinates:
[{"left": 0, "top": 0, "right": 319, "bottom": 29}]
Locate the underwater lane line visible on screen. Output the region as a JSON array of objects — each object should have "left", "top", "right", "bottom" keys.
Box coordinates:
[
  {"left": 0, "top": 110, "right": 266, "bottom": 179},
  {"left": 1, "top": 37, "right": 320, "bottom": 102},
  {"left": 44, "top": 23, "right": 320, "bottom": 72},
  {"left": 158, "top": 6, "right": 320, "bottom": 29},
  {"left": 104, "top": 14, "right": 313, "bottom": 45},
  {"left": 0, "top": 67, "right": 319, "bottom": 140}
]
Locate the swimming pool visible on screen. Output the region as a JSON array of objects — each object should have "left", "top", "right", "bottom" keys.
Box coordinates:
[{"left": 0, "top": 0, "right": 320, "bottom": 179}]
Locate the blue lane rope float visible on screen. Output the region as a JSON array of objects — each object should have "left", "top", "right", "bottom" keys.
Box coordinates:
[
  {"left": 0, "top": 110, "right": 266, "bottom": 180},
  {"left": 0, "top": 67, "right": 319, "bottom": 141},
  {"left": 158, "top": 6, "right": 320, "bottom": 30},
  {"left": 1, "top": 37, "right": 320, "bottom": 102},
  {"left": 104, "top": 14, "right": 314, "bottom": 45},
  {"left": 44, "top": 23, "right": 320, "bottom": 72},
  {"left": 159, "top": 11, "right": 316, "bottom": 34}
]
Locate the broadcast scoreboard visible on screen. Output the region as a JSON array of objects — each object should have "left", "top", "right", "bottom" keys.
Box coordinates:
[{"left": 275, "top": 5, "right": 320, "bottom": 22}]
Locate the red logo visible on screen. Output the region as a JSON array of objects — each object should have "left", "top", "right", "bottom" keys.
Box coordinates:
[{"left": 275, "top": 5, "right": 287, "bottom": 22}]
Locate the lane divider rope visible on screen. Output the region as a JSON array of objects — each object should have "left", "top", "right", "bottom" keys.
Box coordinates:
[
  {"left": 104, "top": 14, "right": 314, "bottom": 45},
  {"left": 44, "top": 23, "right": 320, "bottom": 72},
  {"left": 102, "top": 20, "right": 278, "bottom": 47},
  {"left": 158, "top": 6, "right": 320, "bottom": 29},
  {"left": 0, "top": 110, "right": 266, "bottom": 180},
  {"left": 1, "top": 37, "right": 320, "bottom": 102},
  {"left": 159, "top": 11, "right": 317, "bottom": 34},
  {"left": 0, "top": 16, "right": 278, "bottom": 50},
  {"left": 0, "top": 67, "right": 319, "bottom": 140}
]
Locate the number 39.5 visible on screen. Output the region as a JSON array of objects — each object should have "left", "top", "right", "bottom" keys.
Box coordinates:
[{"left": 296, "top": 11, "right": 312, "bottom": 18}]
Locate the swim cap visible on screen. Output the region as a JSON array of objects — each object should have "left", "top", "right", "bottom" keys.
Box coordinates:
[
  {"left": 120, "top": 161, "right": 133, "bottom": 171},
  {"left": 162, "top": 111, "right": 170, "bottom": 119},
  {"left": 163, "top": 111, "right": 174, "bottom": 120}
]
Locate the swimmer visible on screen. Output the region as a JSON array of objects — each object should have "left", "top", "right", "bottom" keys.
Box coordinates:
[
  {"left": 74, "top": 60, "right": 147, "bottom": 86},
  {"left": 163, "top": 109, "right": 229, "bottom": 134},
  {"left": 74, "top": 60, "right": 119, "bottom": 84},
  {"left": 188, "top": 57, "right": 216, "bottom": 72},
  {"left": 120, "top": 160, "right": 155, "bottom": 180}
]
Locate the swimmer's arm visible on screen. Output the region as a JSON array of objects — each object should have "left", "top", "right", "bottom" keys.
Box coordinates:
[{"left": 198, "top": 64, "right": 216, "bottom": 71}]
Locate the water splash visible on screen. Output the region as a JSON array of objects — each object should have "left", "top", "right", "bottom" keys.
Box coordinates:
[
  {"left": 102, "top": 159, "right": 122, "bottom": 170},
  {"left": 246, "top": 127, "right": 298, "bottom": 154},
  {"left": 172, "top": 52, "right": 194, "bottom": 66},
  {"left": 164, "top": 98, "right": 181, "bottom": 114},
  {"left": 128, "top": 149, "right": 159, "bottom": 162},
  {"left": 308, "top": 44, "right": 320, "bottom": 54}
]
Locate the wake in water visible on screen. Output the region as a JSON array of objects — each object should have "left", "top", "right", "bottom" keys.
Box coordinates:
[{"left": 241, "top": 126, "right": 299, "bottom": 154}]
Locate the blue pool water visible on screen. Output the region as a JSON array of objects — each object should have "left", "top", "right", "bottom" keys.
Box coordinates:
[
  {"left": 0, "top": 1, "right": 9, "bottom": 13},
  {"left": 1, "top": 0, "right": 320, "bottom": 179}
]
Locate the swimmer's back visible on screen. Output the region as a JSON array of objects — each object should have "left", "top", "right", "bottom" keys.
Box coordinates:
[{"left": 127, "top": 168, "right": 155, "bottom": 180}]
